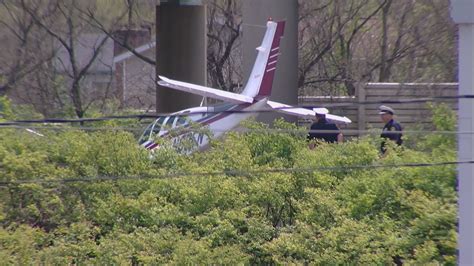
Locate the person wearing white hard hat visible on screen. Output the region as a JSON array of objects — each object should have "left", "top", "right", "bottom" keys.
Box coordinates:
[{"left": 379, "top": 105, "right": 403, "bottom": 153}]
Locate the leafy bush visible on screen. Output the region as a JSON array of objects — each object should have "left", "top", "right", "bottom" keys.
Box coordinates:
[{"left": 0, "top": 111, "right": 457, "bottom": 264}]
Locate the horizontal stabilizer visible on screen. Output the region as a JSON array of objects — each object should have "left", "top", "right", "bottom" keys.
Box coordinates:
[
  {"left": 267, "top": 100, "right": 315, "bottom": 118},
  {"left": 325, "top": 113, "right": 352, "bottom": 124},
  {"left": 267, "top": 100, "right": 351, "bottom": 124},
  {"left": 158, "top": 76, "right": 254, "bottom": 104}
]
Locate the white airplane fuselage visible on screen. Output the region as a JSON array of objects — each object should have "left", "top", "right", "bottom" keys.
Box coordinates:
[
  {"left": 139, "top": 19, "right": 351, "bottom": 153},
  {"left": 139, "top": 99, "right": 269, "bottom": 152}
]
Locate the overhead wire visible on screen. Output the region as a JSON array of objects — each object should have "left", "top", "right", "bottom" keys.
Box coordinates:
[
  {"left": 0, "top": 93, "right": 463, "bottom": 187},
  {"left": 0, "top": 94, "right": 469, "bottom": 126},
  {"left": 0, "top": 124, "right": 466, "bottom": 135},
  {"left": 0, "top": 124, "right": 146, "bottom": 132},
  {"left": 0, "top": 94, "right": 463, "bottom": 184},
  {"left": 0, "top": 160, "right": 466, "bottom": 187},
  {"left": 300, "top": 94, "right": 471, "bottom": 108}
]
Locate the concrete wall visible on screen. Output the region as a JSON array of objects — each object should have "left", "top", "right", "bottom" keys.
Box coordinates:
[{"left": 156, "top": 4, "right": 206, "bottom": 113}]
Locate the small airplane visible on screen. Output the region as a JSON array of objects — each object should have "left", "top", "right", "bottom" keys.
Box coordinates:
[{"left": 139, "top": 19, "right": 351, "bottom": 153}]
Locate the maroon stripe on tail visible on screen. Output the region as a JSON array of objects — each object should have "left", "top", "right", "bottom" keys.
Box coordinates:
[{"left": 257, "top": 21, "right": 285, "bottom": 99}]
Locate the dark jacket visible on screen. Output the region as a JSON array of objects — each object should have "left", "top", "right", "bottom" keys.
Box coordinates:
[
  {"left": 381, "top": 119, "right": 403, "bottom": 152},
  {"left": 307, "top": 119, "right": 340, "bottom": 143}
]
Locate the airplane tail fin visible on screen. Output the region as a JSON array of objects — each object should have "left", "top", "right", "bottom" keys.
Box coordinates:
[{"left": 241, "top": 20, "right": 285, "bottom": 99}]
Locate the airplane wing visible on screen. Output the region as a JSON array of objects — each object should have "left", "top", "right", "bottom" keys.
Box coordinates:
[
  {"left": 267, "top": 100, "right": 352, "bottom": 124},
  {"left": 158, "top": 76, "right": 351, "bottom": 124},
  {"left": 158, "top": 76, "right": 254, "bottom": 104}
]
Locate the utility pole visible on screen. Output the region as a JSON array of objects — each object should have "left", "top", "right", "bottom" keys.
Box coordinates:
[{"left": 450, "top": 1, "right": 474, "bottom": 265}]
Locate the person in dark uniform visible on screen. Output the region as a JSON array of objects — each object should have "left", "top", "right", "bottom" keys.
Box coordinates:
[
  {"left": 379, "top": 105, "right": 403, "bottom": 153},
  {"left": 307, "top": 109, "right": 343, "bottom": 149}
]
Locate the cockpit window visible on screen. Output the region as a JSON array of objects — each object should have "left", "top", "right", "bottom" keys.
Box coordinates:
[
  {"left": 213, "top": 103, "right": 234, "bottom": 113},
  {"left": 138, "top": 116, "right": 166, "bottom": 144},
  {"left": 177, "top": 116, "right": 188, "bottom": 126},
  {"left": 152, "top": 116, "right": 166, "bottom": 135},
  {"left": 165, "top": 116, "right": 177, "bottom": 128},
  {"left": 138, "top": 123, "right": 154, "bottom": 144}
]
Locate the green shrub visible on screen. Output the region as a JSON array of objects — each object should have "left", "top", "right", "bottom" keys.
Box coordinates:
[{"left": 0, "top": 112, "right": 457, "bottom": 264}]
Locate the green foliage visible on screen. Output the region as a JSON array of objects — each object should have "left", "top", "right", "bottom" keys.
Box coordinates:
[
  {"left": 0, "top": 113, "right": 457, "bottom": 264},
  {"left": 0, "top": 96, "right": 14, "bottom": 121},
  {"left": 242, "top": 118, "right": 305, "bottom": 167},
  {"left": 0, "top": 225, "right": 48, "bottom": 264},
  {"left": 0, "top": 96, "right": 44, "bottom": 121},
  {"left": 417, "top": 103, "right": 456, "bottom": 155}
]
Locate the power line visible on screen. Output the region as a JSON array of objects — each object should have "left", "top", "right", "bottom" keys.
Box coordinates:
[
  {"left": 0, "top": 125, "right": 145, "bottom": 132},
  {"left": 0, "top": 94, "right": 469, "bottom": 126},
  {"left": 0, "top": 124, "right": 465, "bottom": 135},
  {"left": 0, "top": 160, "right": 467, "bottom": 187},
  {"left": 301, "top": 94, "right": 471, "bottom": 108},
  {"left": 0, "top": 114, "right": 158, "bottom": 125}
]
